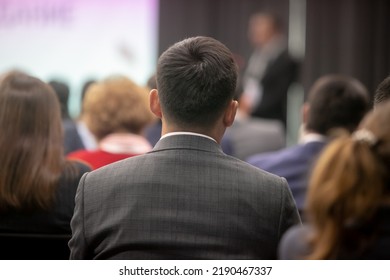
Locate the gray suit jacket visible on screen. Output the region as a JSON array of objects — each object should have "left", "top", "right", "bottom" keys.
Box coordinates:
[
  {"left": 69, "top": 134, "right": 300, "bottom": 259},
  {"left": 227, "top": 116, "right": 285, "bottom": 160}
]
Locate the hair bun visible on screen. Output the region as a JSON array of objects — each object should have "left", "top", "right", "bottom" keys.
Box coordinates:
[{"left": 352, "top": 129, "right": 378, "bottom": 146}]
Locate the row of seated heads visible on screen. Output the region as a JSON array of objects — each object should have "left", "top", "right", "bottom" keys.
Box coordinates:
[
  {"left": 49, "top": 77, "right": 155, "bottom": 141},
  {"left": 0, "top": 70, "right": 155, "bottom": 211},
  {"left": 1, "top": 34, "right": 390, "bottom": 260},
  {"left": 0, "top": 35, "right": 240, "bottom": 213},
  {"left": 298, "top": 75, "right": 390, "bottom": 259},
  {"left": 1, "top": 69, "right": 389, "bottom": 195},
  {"left": 1, "top": 71, "right": 390, "bottom": 191}
]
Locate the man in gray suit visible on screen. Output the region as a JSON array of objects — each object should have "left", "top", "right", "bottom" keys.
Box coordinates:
[{"left": 69, "top": 36, "right": 301, "bottom": 259}]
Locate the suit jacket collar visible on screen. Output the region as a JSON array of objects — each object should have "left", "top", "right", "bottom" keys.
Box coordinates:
[
  {"left": 151, "top": 134, "right": 223, "bottom": 154},
  {"left": 300, "top": 133, "right": 327, "bottom": 144}
]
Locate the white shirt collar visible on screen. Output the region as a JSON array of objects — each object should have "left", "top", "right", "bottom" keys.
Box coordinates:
[
  {"left": 300, "top": 132, "right": 327, "bottom": 144},
  {"left": 161, "top": 132, "right": 217, "bottom": 143}
]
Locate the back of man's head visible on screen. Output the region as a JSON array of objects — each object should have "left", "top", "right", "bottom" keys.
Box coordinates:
[
  {"left": 156, "top": 36, "right": 238, "bottom": 129},
  {"left": 374, "top": 75, "right": 390, "bottom": 107},
  {"left": 306, "top": 75, "right": 370, "bottom": 135}
]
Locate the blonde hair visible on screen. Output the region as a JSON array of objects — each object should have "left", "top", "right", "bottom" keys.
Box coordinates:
[
  {"left": 82, "top": 76, "right": 154, "bottom": 140},
  {"left": 306, "top": 101, "right": 390, "bottom": 259}
]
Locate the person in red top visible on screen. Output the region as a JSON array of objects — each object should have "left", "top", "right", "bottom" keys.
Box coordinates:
[{"left": 68, "top": 76, "right": 154, "bottom": 169}]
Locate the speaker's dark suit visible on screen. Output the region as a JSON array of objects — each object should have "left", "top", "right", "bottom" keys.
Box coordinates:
[
  {"left": 69, "top": 134, "right": 300, "bottom": 259},
  {"left": 251, "top": 49, "right": 298, "bottom": 126}
]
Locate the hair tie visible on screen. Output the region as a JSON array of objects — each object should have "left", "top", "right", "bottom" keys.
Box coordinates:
[{"left": 352, "top": 129, "right": 378, "bottom": 146}]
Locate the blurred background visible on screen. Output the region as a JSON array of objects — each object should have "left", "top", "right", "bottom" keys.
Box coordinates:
[{"left": 1, "top": 0, "right": 389, "bottom": 143}]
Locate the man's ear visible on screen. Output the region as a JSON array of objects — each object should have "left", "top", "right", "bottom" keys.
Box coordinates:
[
  {"left": 149, "top": 89, "right": 162, "bottom": 119},
  {"left": 223, "top": 100, "right": 239, "bottom": 127}
]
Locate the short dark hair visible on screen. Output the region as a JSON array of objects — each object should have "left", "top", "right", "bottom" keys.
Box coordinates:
[
  {"left": 374, "top": 75, "right": 390, "bottom": 107},
  {"left": 306, "top": 75, "right": 370, "bottom": 135},
  {"left": 156, "top": 36, "right": 238, "bottom": 128}
]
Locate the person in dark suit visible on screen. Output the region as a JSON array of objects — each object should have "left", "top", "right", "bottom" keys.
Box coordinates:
[
  {"left": 243, "top": 12, "right": 298, "bottom": 127},
  {"left": 279, "top": 100, "right": 390, "bottom": 259},
  {"left": 49, "top": 80, "right": 85, "bottom": 155},
  {"left": 226, "top": 82, "right": 286, "bottom": 160},
  {"left": 247, "top": 75, "right": 370, "bottom": 214},
  {"left": 69, "top": 36, "right": 301, "bottom": 260}
]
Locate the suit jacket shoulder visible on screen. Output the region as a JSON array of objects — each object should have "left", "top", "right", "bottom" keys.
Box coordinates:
[
  {"left": 247, "top": 141, "right": 326, "bottom": 211},
  {"left": 247, "top": 141, "right": 325, "bottom": 173}
]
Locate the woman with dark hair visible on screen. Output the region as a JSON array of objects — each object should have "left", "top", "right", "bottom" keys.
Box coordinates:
[
  {"left": 279, "top": 101, "right": 390, "bottom": 259},
  {"left": 0, "top": 71, "right": 90, "bottom": 234}
]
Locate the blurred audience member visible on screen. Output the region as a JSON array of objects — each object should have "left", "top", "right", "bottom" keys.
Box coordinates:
[
  {"left": 68, "top": 36, "right": 300, "bottom": 259},
  {"left": 247, "top": 75, "right": 370, "bottom": 213},
  {"left": 76, "top": 79, "right": 98, "bottom": 150},
  {"left": 68, "top": 76, "right": 154, "bottom": 169},
  {"left": 244, "top": 12, "right": 298, "bottom": 127},
  {"left": 279, "top": 100, "right": 390, "bottom": 259},
  {"left": 226, "top": 82, "right": 285, "bottom": 160},
  {"left": 374, "top": 75, "right": 390, "bottom": 107},
  {"left": 0, "top": 71, "right": 90, "bottom": 234},
  {"left": 80, "top": 79, "right": 96, "bottom": 106},
  {"left": 49, "top": 80, "right": 85, "bottom": 155}
]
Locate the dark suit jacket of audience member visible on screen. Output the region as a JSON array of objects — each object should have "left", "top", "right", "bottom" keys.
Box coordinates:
[
  {"left": 63, "top": 118, "right": 85, "bottom": 155},
  {"left": 145, "top": 120, "right": 235, "bottom": 156},
  {"left": 251, "top": 50, "right": 298, "bottom": 127},
  {"left": 279, "top": 207, "right": 390, "bottom": 259},
  {"left": 69, "top": 134, "right": 301, "bottom": 259},
  {"left": 0, "top": 161, "right": 90, "bottom": 234},
  {"left": 247, "top": 141, "right": 326, "bottom": 212}
]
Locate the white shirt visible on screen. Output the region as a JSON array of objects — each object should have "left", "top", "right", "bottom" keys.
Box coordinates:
[
  {"left": 161, "top": 132, "right": 217, "bottom": 143},
  {"left": 300, "top": 132, "right": 327, "bottom": 144},
  {"left": 243, "top": 36, "right": 287, "bottom": 111}
]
